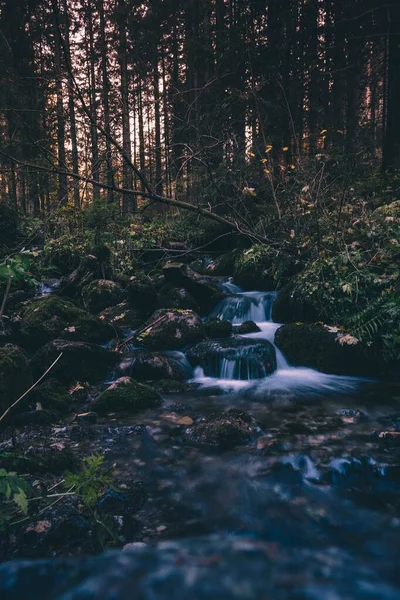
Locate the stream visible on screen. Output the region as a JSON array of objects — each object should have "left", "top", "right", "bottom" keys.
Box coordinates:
[
  {"left": 76, "top": 280, "right": 400, "bottom": 596},
  {"left": 17, "top": 278, "right": 400, "bottom": 596}
]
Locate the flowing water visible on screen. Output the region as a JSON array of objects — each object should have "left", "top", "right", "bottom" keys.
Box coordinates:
[{"left": 95, "top": 284, "right": 400, "bottom": 596}]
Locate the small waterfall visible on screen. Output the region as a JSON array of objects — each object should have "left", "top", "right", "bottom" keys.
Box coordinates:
[
  {"left": 210, "top": 291, "right": 277, "bottom": 324},
  {"left": 218, "top": 277, "right": 243, "bottom": 294}
]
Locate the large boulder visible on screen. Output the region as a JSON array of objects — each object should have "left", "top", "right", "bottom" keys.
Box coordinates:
[
  {"left": 19, "top": 297, "right": 114, "bottom": 348},
  {"left": 135, "top": 309, "right": 206, "bottom": 351},
  {"left": 93, "top": 376, "right": 162, "bottom": 414},
  {"left": 204, "top": 318, "right": 233, "bottom": 339},
  {"left": 274, "top": 323, "right": 376, "bottom": 376},
  {"left": 0, "top": 344, "right": 32, "bottom": 410},
  {"left": 129, "top": 352, "right": 191, "bottom": 382},
  {"left": 57, "top": 255, "right": 110, "bottom": 298},
  {"left": 31, "top": 339, "right": 119, "bottom": 384},
  {"left": 81, "top": 279, "right": 124, "bottom": 314},
  {"left": 186, "top": 337, "right": 276, "bottom": 379},
  {"left": 162, "top": 263, "right": 224, "bottom": 314},
  {"left": 271, "top": 282, "right": 318, "bottom": 323}
]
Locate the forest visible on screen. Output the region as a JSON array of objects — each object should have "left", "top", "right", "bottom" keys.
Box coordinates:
[{"left": 0, "top": 1, "right": 400, "bottom": 598}]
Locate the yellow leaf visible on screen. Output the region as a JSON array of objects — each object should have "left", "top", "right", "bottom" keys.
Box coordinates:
[
  {"left": 265, "top": 145, "right": 273, "bottom": 153},
  {"left": 320, "top": 129, "right": 327, "bottom": 135},
  {"left": 249, "top": 152, "right": 256, "bottom": 157},
  {"left": 290, "top": 164, "right": 296, "bottom": 170},
  {"left": 263, "top": 168, "right": 271, "bottom": 175},
  {"left": 260, "top": 158, "right": 268, "bottom": 163},
  {"left": 282, "top": 146, "right": 289, "bottom": 152}
]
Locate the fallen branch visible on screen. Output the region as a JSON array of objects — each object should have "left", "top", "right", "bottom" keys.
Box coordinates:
[{"left": 0, "top": 353, "right": 63, "bottom": 423}]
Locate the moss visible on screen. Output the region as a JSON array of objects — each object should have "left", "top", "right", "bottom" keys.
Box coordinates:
[
  {"left": 81, "top": 279, "right": 123, "bottom": 314},
  {"left": 93, "top": 376, "right": 162, "bottom": 414},
  {"left": 98, "top": 302, "right": 143, "bottom": 329},
  {"left": 153, "top": 379, "right": 191, "bottom": 394},
  {"left": 29, "top": 378, "right": 70, "bottom": 413},
  {"left": 185, "top": 410, "right": 253, "bottom": 449},
  {"left": 233, "top": 245, "right": 275, "bottom": 291},
  {"left": 135, "top": 309, "right": 206, "bottom": 350},
  {"left": 20, "top": 296, "right": 113, "bottom": 347},
  {"left": 31, "top": 339, "right": 119, "bottom": 384}
]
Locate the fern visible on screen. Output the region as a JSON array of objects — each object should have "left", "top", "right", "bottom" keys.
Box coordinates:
[
  {"left": 0, "top": 469, "right": 32, "bottom": 527},
  {"left": 64, "top": 453, "right": 111, "bottom": 509}
]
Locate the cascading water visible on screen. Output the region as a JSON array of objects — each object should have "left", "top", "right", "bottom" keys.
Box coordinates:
[{"left": 193, "top": 287, "right": 364, "bottom": 394}]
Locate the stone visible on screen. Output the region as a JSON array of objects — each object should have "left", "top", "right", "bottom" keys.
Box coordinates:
[
  {"left": 135, "top": 309, "right": 206, "bottom": 351},
  {"left": 233, "top": 320, "right": 261, "bottom": 334},
  {"left": 28, "top": 378, "right": 70, "bottom": 413},
  {"left": 97, "top": 302, "right": 143, "bottom": 330},
  {"left": 92, "top": 377, "right": 162, "bottom": 414},
  {"left": 185, "top": 409, "right": 254, "bottom": 449},
  {"left": 81, "top": 279, "right": 124, "bottom": 314},
  {"left": 205, "top": 318, "right": 233, "bottom": 339},
  {"left": 125, "top": 276, "right": 158, "bottom": 313},
  {"left": 129, "top": 352, "right": 189, "bottom": 382},
  {"left": 162, "top": 263, "right": 225, "bottom": 314},
  {"left": 0, "top": 344, "right": 32, "bottom": 410},
  {"left": 274, "top": 323, "right": 376, "bottom": 376},
  {"left": 19, "top": 296, "right": 113, "bottom": 348},
  {"left": 31, "top": 339, "right": 119, "bottom": 384},
  {"left": 157, "top": 283, "right": 200, "bottom": 312}
]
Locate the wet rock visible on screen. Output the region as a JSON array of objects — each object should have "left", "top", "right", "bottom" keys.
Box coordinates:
[
  {"left": 31, "top": 339, "right": 119, "bottom": 384},
  {"left": 98, "top": 302, "right": 143, "bottom": 330},
  {"left": 162, "top": 262, "right": 225, "bottom": 314},
  {"left": 271, "top": 281, "right": 318, "bottom": 323},
  {"left": 157, "top": 283, "right": 200, "bottom": 312},
  {"left": 57, "top": 255, "right": 112, "bottom": 298},
  {"left": 129, "top": 352, "right": 188, "bottom": 382},
  {"left": 19, "top": 296, "right": 113, "bottom": 348},
  {"left": 81, "top": 279, "right": 124, "bottom": 314},
  {"left": 186, "top": 337, "right": 277, "bottom": 379},
  {"left": 135, "top": 309, "right": 206, "bottom": 350},
  {"left": 93, "top": 376, "right": 162, "bottom": 414},
  {"left": 274, "top": 323, "right": 375, "bottom": 376},
  {"left": 205, "top": 318, "right": 233, "bottom": 339},
  {"left": 185, "top": 409, "right": 254, "bottom": 449},
  {"left": 0, "top": 344, "right": 32, "bottom": 410},
  {"left": 234, "top": 320, "right": 261, "bottom": 334},
  {"left": 123, "top": 541, "right": 147, "bottom": 551}
]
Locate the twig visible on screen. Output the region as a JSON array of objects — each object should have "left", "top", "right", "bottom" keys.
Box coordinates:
[{"left": 0, "top": 353, "right": 63, "bottom": 423}]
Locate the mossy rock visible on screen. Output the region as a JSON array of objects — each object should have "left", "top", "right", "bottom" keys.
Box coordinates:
[
  {"left": 233, "top": 245, "right": 275, "bottom": 291},
  {"left": 125, "top": 276, "right": 158, "bottom": 313},
  {"left": 129, "top": 352, "right": 190, "bottom": 382},
  {"left": 205, "top": 318, "right": 233, "bottom": 339},
  {"left": 20, "top": 296, "right": 114, "bottom": 348},
  {"left": 98, "top": 302, "right": 143, "bottom": 330},
  {"left": 93, "top": 376, "right": 162, "bottom": 414},
  {"left": 274, "top": 323, "right": 376, "bottom": 376},
  {"left": 162, "top": 263, "right": 224, "bottom": 314},
  {"left": 158, "top": 283, "right": 200, "bottom": 312},
  {"left": 81, "top": 279, "right": 124, "bottom": 314},
  {"left": 28, "top": 378, "right": 70, "bottom": 413},
  {"left": 0, "top": 344, "right": 32, "bottom": 410},
  {"left": 185, "top": 409, "right": 254, "bottom": 449},
  {"left": 31, "top": 339, "right": 119, "bottom": 384},
  {"left": 135, "top": 309, "right": 206, "bottom": 351}
]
